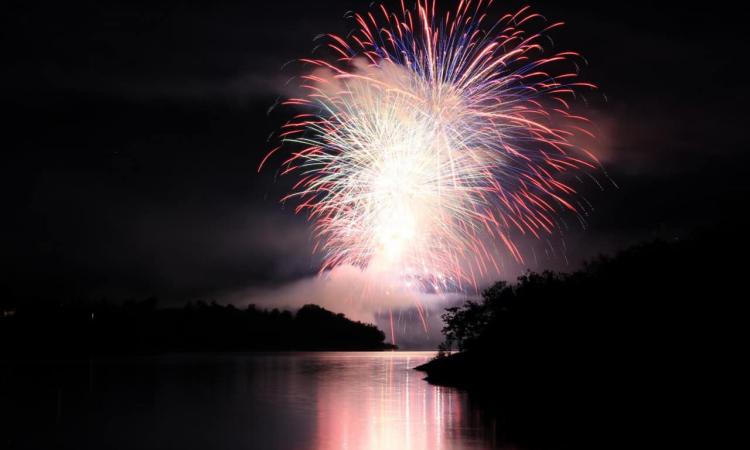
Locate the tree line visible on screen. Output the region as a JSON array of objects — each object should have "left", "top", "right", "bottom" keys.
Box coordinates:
[{"left": 0, "top": 300, "right": 395, "bottom": 356}]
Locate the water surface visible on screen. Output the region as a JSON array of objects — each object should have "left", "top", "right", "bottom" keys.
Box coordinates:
[{"left": 1, "top": 352, "right": 502, "bottom": 450}]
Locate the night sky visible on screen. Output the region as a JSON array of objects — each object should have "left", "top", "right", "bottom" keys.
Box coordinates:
[{"left": 3, "top": 1, "right": 747, "bottom": 324}]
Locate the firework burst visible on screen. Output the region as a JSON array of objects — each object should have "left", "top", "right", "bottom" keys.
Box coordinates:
[{"left": 262, "top": 0, "right": 601, "bottom": 291}]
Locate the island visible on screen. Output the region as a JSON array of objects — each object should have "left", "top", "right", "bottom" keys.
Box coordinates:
[{"left": 416, "top": 229, "right": 734, "bottom": 448}]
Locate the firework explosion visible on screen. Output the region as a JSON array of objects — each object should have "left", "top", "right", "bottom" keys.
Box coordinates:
[{"left": 262, "top": 0, "right": 600, "bottom": 291}]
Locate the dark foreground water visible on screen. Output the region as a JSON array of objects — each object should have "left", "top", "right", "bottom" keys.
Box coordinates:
[{"left": 1, "top": 352, "right": 502, "bottom": 450}]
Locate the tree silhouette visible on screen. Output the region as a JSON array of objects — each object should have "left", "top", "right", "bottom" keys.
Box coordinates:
[{"left": 0, "top": 300, "right": 395, "bottom": 356}]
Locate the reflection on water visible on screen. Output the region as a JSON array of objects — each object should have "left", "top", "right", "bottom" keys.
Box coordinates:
[
  {"left": 308, "top": 353, "right": 497, "bottom": 450},
  {"left": 1, "top": 352, "right": 504, "bottom": 449}
]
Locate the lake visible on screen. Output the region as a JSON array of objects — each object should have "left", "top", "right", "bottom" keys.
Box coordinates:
[{"left": 1, "top": 352, "right": 504, "bottom": 449}]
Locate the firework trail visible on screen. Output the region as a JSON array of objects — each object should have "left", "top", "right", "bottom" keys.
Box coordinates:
[{"left": 261, "top": 0, "right": 600, "bottom": 292}]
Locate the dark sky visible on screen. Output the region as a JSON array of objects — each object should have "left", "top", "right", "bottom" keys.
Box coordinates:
[{"left": 3, "top": 0, "right": 747, "bottom": 307}]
